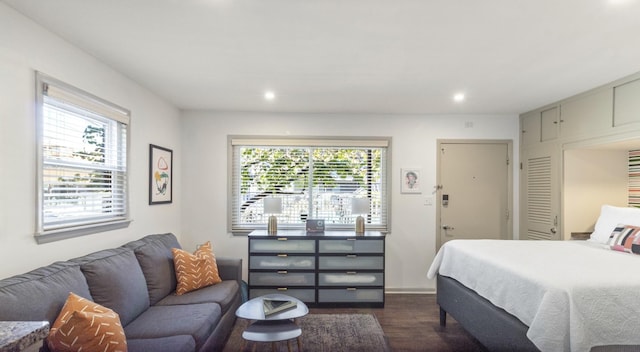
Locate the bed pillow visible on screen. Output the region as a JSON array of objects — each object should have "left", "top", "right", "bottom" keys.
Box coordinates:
[
  {"left": 172, "top": 241, "right": 221, "bottom": 295},
  {"left": 607, "top": 224, "right": 640, "bottom": 253},
  {"left": 590, "top": 205, "right": 640, "bottom": 244}
]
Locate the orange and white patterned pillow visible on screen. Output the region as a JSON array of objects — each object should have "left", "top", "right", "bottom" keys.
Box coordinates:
[
  {"left": 172, "top": 241, "right": 222, "bottom": 295},
  {"left": 48, "top": 292, "right": 127, "bottom": 352}
]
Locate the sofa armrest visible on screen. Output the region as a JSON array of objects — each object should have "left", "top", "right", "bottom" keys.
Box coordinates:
[{"left": 217, "top": 257, "right": 242, "bottom": 285}]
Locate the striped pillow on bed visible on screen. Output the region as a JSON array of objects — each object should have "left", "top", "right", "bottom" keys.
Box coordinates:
[{"left": 608, "top": 224, "right": 640, "bottom": 253}]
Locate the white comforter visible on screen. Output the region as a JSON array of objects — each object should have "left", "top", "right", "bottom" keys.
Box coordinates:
[{"left": 427, "top": 240, "right": 640, "bottom": 352}]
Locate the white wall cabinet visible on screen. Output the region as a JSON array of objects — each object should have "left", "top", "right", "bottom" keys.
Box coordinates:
[
  {"left": 520, "top": 72, "right": 640, "bottom": 240},
  {"left": 559, "top": 89, "right": 613, "bottom": 139},
  {"left": 541, "top": 106, "right": 560, "bottom": 142},
  {"left": 613, "top": 78, "right": 640, "bottom": 128}
]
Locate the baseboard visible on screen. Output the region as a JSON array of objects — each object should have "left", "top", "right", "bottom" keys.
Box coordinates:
[{"left": 385, "top": 288, "right": 436, "bottom": 295}]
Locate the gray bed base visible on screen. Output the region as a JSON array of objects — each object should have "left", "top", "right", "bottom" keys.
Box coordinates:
[{"left": 437, "top": 274, "right": 540, "bottom": 352}]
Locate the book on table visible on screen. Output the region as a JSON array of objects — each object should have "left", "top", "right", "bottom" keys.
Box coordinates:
[{"left": 263, "top": 298, "right": 297, "bottom": 316}]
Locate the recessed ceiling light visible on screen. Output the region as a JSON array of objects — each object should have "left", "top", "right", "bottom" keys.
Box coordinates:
[
  {"left": 609, "top": 0, "right": 634, "bottom": 5},
  {"left": 453, "top": 93, "right": 465, "bottom": 103},
  {"left": 264, "top": 91, "right": 276, "bottom": 101}
]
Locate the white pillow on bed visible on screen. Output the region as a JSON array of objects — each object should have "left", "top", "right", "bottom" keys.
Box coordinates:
[{"left": 590, "top": 205, "right": 640, "bottom": 243}]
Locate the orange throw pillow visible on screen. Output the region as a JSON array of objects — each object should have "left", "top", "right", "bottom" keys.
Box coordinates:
[
  {"left": 172, "top": 241, "right": 222, "bottom": 295},
  {"left": 48, "top": 292, "right": 127, "bottom": 352}
]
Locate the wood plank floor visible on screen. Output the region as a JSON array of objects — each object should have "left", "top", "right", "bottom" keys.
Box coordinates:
[
  {"left": 310, "top": 294, "right": 486, "bottom": 352},
  {"left": 306, "top": 293, "right": 487, "bottom": 351}
]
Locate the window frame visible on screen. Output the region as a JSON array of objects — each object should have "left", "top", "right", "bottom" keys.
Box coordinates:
[
  {"left": 227, "top": 135, "right": 392, "bottom": 235},
  {"left": 35, "top": 72, "right": 131, "bottom": 244}
]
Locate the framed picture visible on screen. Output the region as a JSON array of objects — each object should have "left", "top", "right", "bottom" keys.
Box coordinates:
[
  {"left": 149, "top": 144, "right": 173, "bottom": 204},
  {"left": 401, "top": 168, "right": 421, "bottom": 194}
]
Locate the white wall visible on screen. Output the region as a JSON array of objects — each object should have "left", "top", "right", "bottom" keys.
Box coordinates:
[
  {"left": 180, "top": 111, "right": 520, "bottom": 292},
  {"left": 563, "top": 149, "right": 629, "bottom": 239},
  {"left": 0, "top": 4, "right": 182, "bottom": 278},
  {"left": 0, "top": 3, "right": 521, "bottom": 291}
]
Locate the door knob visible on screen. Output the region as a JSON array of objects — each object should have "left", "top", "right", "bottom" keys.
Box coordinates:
[{"left": 442, "top": 225, "right": 455, "bottom": 230}]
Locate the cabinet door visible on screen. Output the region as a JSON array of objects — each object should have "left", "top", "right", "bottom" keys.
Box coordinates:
[
  {"left": 520, "top": 144, "right": 560, "bottom": 240},
  {"left": 614, "top": 78, "right": 640, "bottom": 128},
  {"left": 520, "top": 111, "right": 541, "bottom": 146},
  {"left": 560, "top": 89, "right": 613, "bottom": 138},
  {"left": 540, "top": 107, "right": 559, "bottom": 142},
  {"left": 249, "top": 239, "right": 315, "bottom": 253},
  {"left": 318, "top": 239, "right": 383, "bottom": 254}
]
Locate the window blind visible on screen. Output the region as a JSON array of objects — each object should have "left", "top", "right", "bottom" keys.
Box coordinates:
[
  {"left": 229, "top": 136, "right": 391, "bottom": 233},
  {"left": 36, "top": 73, "right": 130, "bottom": 241}
]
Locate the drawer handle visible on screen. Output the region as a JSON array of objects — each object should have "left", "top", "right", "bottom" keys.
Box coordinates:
[
  {"left": 347, "top": 238, "right": 356, "bottom": 241},
  {"left": 277, "top": 254, "right": 288, "bottom": 257},
  {"left": 277, "top": 238, "right": 288, "bottom": 241},
  {"left": 346, "top": 254, "right": 357, "bottom": 258},
  {"left": 277, "top": 270, "right": 288, "bottom": 274},
  {"left": 346, "top": 288, "right": 357, "bottom": 291},
  {"left": 346, "top": 271, "right": 357, "bottom": 275},
  {"left": 277, "top": 287, "right": 288, "bottom": 291}
]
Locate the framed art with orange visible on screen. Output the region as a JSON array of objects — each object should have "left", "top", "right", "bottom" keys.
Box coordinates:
[{"left": 149, "top": 144, "right": 173, "bottom": 204}]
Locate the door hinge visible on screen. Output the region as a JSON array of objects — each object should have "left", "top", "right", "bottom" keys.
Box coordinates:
[
  {"left": 506, "top": 209, "right": 510, "bottom": 221},
  {"left": 506, "top": 157, "right": 510, "bottom": 165},
  {"left": 520, "top": 162, "right": 523, "bottom": 170}
]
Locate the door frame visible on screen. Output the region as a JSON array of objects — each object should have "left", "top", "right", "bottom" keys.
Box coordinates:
[{"left": 435, "top": 139, "right": 514, "bottom": 250}]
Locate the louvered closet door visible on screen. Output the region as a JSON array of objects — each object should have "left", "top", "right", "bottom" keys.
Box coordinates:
[{"left": 521, "top": 145, "right": 560, "bottom": 240}]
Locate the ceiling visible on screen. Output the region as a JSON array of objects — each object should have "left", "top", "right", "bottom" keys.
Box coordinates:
[{"left": 5, "top": 0, "right": 640, "bottom": 115}]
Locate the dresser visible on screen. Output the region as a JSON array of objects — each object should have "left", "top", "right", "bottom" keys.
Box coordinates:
[{"left": 248, "top": 230, "right": 385, "bottom": 307}]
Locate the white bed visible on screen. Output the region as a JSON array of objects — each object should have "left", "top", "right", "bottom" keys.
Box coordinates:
[{"left": 428, "top": 239, "right": 640, "bottom": 352}]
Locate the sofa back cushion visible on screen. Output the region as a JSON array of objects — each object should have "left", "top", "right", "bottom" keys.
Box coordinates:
[
  {"left": 72, "top": 247, "right": 150, "bottom": 326},
  {"left": 0, "top": 261, "right": 92, "bottom": 324},
  {"left": 133, "top": 238, "right": 180, "bottom": 305},
  {"left": 123, "top": 233, "right": 181, "bottom": 305}
]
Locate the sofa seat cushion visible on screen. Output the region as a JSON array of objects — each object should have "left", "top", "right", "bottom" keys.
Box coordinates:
[
  {"left": 127, "top": 335, "right": 195, "bottom": 352},
  {"left": 124, "top": 303, "right": 221, "bottom": 351},
  {"left": 155, "top": 280, "right": 239, "bottom": 315},
  {"left": 0, "top": 261, "right": 91, "bottom": 324},
  {"left": 71, "top": 247, "right": 150, "bottom": 326}
]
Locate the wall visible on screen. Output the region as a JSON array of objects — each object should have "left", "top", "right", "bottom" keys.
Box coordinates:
[
  {"left": 0, "top": 4, "right": 182, "bottom": 278},
  {"left": 180, "top": 111, "right": 520, "bottom": 292},
  {"left": 563, "top": 149, "right": 629, "bottom": 239}
]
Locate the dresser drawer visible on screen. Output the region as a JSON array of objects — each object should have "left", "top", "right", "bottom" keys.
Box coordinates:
[
  {"left": 250, "top": 255, "right": 315, "bottom": 270},
  {"left": 249, "top": 288, "right": 316, "bottom": 302},
  {"left": 319, "top": 272, "right": 383, "bottom": 286},
  {"left": 250, "top": 272, "right": 315, "bottom": 286},
  {"left": 318, "top": 255, "right": 383, "bottom": 270},
  {"left": 318, "top": 288, "right": 384, "bottom": 303},
  {"left": 250, "top": 239, "right": 316, "bottom": 253},
  {"left": 318, "top": 239, "right": 383, "bottom": 253}
]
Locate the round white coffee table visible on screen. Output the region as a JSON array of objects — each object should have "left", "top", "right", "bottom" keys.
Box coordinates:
[{"left": 235, "top": 294, "right": 309, "bottom": 351}]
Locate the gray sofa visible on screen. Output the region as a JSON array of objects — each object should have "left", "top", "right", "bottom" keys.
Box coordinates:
[{"left": 0, "top": 233, "right": 242, "bottom": 352}]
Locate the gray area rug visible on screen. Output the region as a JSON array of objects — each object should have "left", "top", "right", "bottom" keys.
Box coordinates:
[{"left": 223, "top": 313, "right": 392, "bottom": 352}]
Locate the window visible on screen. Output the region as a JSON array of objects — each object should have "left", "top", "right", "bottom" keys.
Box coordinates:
[
  {"left": 35, "top": 73, "right": 130, "bottom": 243},
  {"left": 229, "top": 136, "right": 391, "bottom": 233}
]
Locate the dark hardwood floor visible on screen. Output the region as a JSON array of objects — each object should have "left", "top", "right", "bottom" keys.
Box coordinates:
[
  {"left": 224, "top": 293, "right": 486, "bottom": 351},
  {"left": 307, "top": 293, "right": 486, "bottom": 352}
]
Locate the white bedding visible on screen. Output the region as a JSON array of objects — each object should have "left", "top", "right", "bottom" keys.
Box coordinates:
[{"left": 427, "top": 240, "right": 640, "bottom": 352}]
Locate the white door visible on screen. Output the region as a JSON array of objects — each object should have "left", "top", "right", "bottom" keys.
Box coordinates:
[
  {"left": 520, "top": 144, "right": 561, "bottom": 240},
  {"left": 437, "top": 141, "right": 511, "bottom": 249}
]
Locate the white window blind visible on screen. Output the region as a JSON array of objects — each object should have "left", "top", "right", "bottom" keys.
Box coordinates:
[
  {"left": 36, "top": 73, "right": 130, "bottom": 243},
  {"left": 229, "top": 136, "right": 391, "bottom": 233}
]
